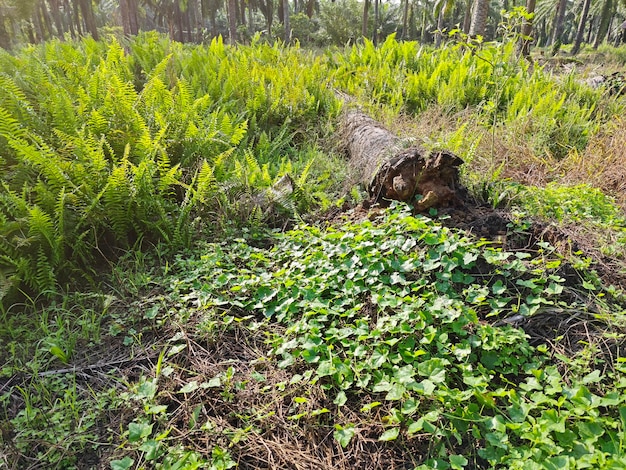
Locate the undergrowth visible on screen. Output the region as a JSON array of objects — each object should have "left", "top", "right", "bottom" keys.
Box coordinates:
[
  {"left": 2, "top": 28, "right": 626, "bottom": 470},
  {"left": 3, "top": 205, "right": 626, "bottom": 468},
  {"left": 0, "top": 34, "right": 343, "bottom": 305}
]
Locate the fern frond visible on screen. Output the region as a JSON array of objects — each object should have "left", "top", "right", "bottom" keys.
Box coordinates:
[
  {"left": 103, "top": 152, "right": 133, "bottom": 242},
  {"left": 0, "top": 74, "right": 29, "bottom": 109},
  {"left": 244, "top": 149, "right": 263, "bottom": 186},
  {"left": 54, "top": 187, "right": 66, "bottom": 264},
  {"left": 34, "top": 246, "right": 55, "bottom": 292},
  {"left": 28, "top": 205, "right": 56, "bottom": 255},
  {"left": 296, "top": 157, "right": 315, "bottom": 188},
  {"left": 195, "top": 160, "right": 216, "bottom": 204},
  {"left": 0, "top": 106, "right": 27, "bottom": 142}
]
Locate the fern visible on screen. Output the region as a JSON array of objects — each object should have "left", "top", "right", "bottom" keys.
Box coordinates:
[
  {"left": 194, "top": 160, "right": 216, "bottom": 204},
  {"left": 34, "top": 246, "right": 55, "bottom": 293},
  {"left": 103, "top": 151, "right": 133, "bottom": 243}
]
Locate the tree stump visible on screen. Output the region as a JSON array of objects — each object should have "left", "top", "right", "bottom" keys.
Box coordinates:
[{"left": 340, "top": 110, "right": 464, "bottom": 212}]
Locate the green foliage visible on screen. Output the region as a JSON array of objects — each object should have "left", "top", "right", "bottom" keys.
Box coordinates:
[
  {"left": 318, "top": 0, "right": 363, "bottom": 46},
  {"left": 0, "top": 34, "right": 343, "bottom": 304},
  {"left": 594, "top": 43, "right": 626, "bottom": 65},
  {"left": 167, "top": 205, "right": 626, "bottom": 467},
  {"left": 519, "top": 183, "right": 626, "bottom": 227},
  {"left": 1, "top": 31, "right": 620, "bottom": 304},
  {"left": 331, "top": 34, "right": 607, "bottom": 158}
]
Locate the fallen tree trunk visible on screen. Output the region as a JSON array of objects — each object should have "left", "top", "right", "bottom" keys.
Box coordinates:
[{"left": 340, "top": 110, "right": 464, "bottom": 211}]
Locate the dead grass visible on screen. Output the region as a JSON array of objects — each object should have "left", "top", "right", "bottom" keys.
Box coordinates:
[
  {"left": 90, "top": 314, "right": 438, "bottom": 469},
  {"left": 493, "top": 119, "right": 625, "bottom": 210},
  {"left": 391, "top": 106, "right": 626, "bottom": 212}
]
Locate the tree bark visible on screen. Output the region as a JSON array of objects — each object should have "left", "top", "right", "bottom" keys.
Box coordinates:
[
  {"left": 72, "top": 0, "right": 83, "bottom": 36},
  {"left": 258, "top": 0, "right": 273, "bottom": 36},
  {"left": 371, "top": 0, "right": 378, "bottom": 44},
  {"left": 48, "top": 0, "right": 66, "bottom": 39},
  {"left": 462, "top": 0, "right": 472, "bottom": 34},
  {"left": 340, "top": 110, "right": 464, "bottom": 210},
  {"left": 518, "top": 0, "right": 536, "bottom": 58},
  {"left": 550, "top": 0, "right": 566, "bottom": 50},
  {"left": 401, "top": 0, "right": 409, "bottom": 39},
  {"left": 228, "top": 0, "right": 238, "bottom": 43},
  {"left": 593, "top": 0, "right": 613, "bottom": 48},
  {"left": 571, "top": 0, "right": 591, "bottom": 55},
  {"left": 362, "top": 0, "right": 369, "bottom": 38},
  {"left": 306, "top": 0, "right": 315, "bottom": 18},
  {"left": 32, "top": 3, "right": 45, "bottom": 42},
  {"left": 64, "top": 0, "right": 77, "bottom": 38},
  {"left": 120, "top": 0, "right": 140, "bottom": 36},
  {"left": 283, "top": 0, "right": 291, "bottom": 42},
  {"left": 40, "top": 1, "right": 55, "bottom": 39},
  {"left": 0, "top": 17, "right": 11, "bottom": 49},
  {"left": 469, "top": 0, "right": 488, "bottom": 38},
  {"left": 434, "top": 9, "right": 444, "bottom": 47},
  {"left": 77, "top": 0, "right": 99, "bottom": 40}
]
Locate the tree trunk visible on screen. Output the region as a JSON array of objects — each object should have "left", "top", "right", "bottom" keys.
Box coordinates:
[
  {"left": 340, "top": 110, "right": 464, "bottom": 210},
  {"left": 40, "top": 1, "right": 55, "bottom": 39},
  {"left": 283, "top": 0, "right": 291, "bottom": 42},
  {"left": 72, "top": 0, "right": 83, "bottom": 36},
  {"left": 238, "top": 0, "right": 245, "bottom": 27},
  {"left": 306, "top": 0, "right": 315, "bottom": 18},
  {"left": 469, "top": 0, "right": 488, "bottom": 38},
  {"left": 120, "top": 0, "right": 140, "bottom": 36},
  {"left": 362, "top": 0, "right": 369, "bottom": 38},
  {"left": 373, "top": 0, "right": 378, "bottom": 44},
  {"left": 64, "top": 0, "right": 77, "bottom": 38},
  {"left": 186, "top": 5, "right": 194, "bottom": 42},
  {"left": 593, "top": 0, "right": 613, "bottom": 48},
  {"left": 258, "top": 0, "right": 273, "bottom": 36},
  {"left": 587, "top": 16, "right": 595, "bottom": 44},
  {"left": 401, "top": 0, "right": 409, "bottom": 39},
  {"left": 77, "top": 0, "right": 99, "bottom": 40},
  {"left": 518, "top": 0, "right": 536, "bottom": 58},
  {"left": 550, "top": 0, "right": 566, "bottom": 50},
  {"left": 462, "top": 0, "right": 472, "bottom": 34},
  {"left": 420, "top": 8, "right": 427, "bottom": 42},
  {"left": 248, "top": 0, "right": 254, "bottom": 36},
  {"left": 48, "top": 0, "right": 66, "bottom": 39},
  {"left": 434, "top": 9, "right": 444, "bottom": 47},
  {"left": 0, "top": 17, "right": 11, "bottom": 49},
  {"left": 571, "top": 0, "right": 592, "bottom": 55},
  {"left": 228, "top": 0, "right": 238, "bottom": 43},
  {"left": 32, "top": 3, "right": 45, "bottom": 42}
]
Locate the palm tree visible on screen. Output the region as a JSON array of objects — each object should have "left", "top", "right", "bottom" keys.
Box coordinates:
[
  {"left": 227, "top": 0, "right": 237, "bottom": 42},
  {"left": 593, "top": 0, "right": 613, "bottom": 48},
  {"left": 571, "top": 0, "right": 592, "bottom": 54},
  {"left": 120, "top": 0, "right": 140, "bottom": 36},
  {"left": 549, "top": 0, "right": 566, "bottom": 50},
  {"left": 469, "top": 0, "right": 489, "bottom": 37},
  {"left": 433, "top": 0, "right": 456, "bottom": 46},
  {"left": 519, "top": 0, "right": 536, "bottom": 57},
  {"left": 76, "top": 0, "right": 99, "bottom": 39}
]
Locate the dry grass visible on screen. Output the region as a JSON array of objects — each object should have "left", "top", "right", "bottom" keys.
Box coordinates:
[
  {"left": 494, "top": 118, "right": 626, "bottom": 210},
  {"left": 390, "top": 106, "right": 626, "bottom": 212}
]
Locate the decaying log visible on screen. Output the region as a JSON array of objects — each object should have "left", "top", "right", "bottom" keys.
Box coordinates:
[{"left": 340, "top": 110, "right": 464, "bottom": 211}]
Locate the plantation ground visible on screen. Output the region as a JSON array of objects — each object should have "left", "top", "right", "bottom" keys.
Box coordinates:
[{"left": 2, "top": 33, "right": 626, "bottom": 469}]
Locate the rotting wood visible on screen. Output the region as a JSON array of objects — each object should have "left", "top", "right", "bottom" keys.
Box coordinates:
[{"left": 340, "top": 109, "right": 464, "bottom": 211}]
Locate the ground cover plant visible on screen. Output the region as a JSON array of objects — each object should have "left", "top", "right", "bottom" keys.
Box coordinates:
[{"left": 1, "top": 29, "right": 626, "bottom": 469}]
